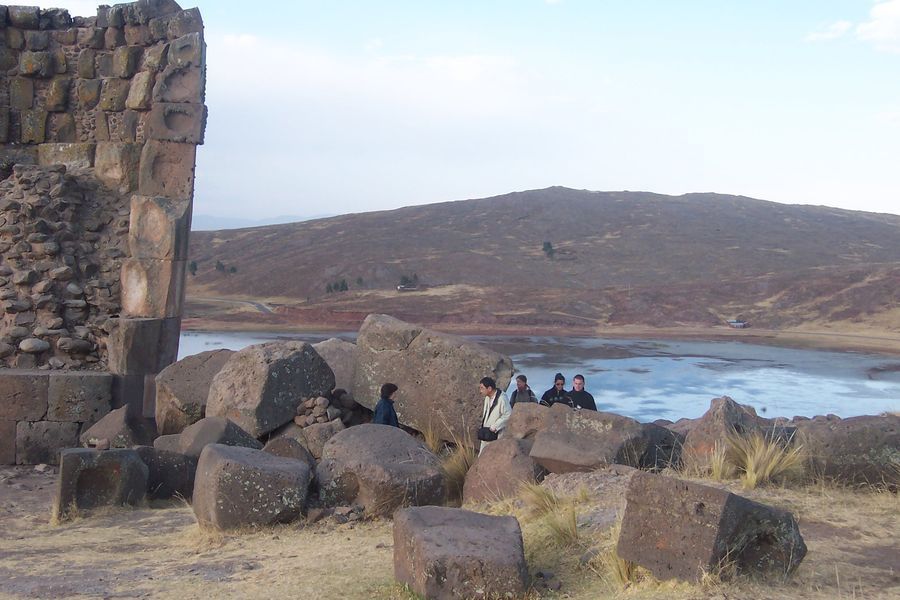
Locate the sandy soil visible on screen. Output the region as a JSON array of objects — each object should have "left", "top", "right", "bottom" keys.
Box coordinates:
[{"left": 2, "top": 466, "right": 897, "bottom": 600}]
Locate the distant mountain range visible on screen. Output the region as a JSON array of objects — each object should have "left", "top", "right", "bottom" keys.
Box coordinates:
[
  {"left": 190, "top": 213, "right": 333, "bottom": 231},
  {"left": 185, "top": 187, "right": 900, "bottom": 332}
]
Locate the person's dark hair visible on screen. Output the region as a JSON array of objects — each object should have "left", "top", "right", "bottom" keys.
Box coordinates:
[
  {"left": 573, "top": 374, "right": 585, "bottom": 382},
  {"left": 380, "top": 383, "right": 398, "bottom": 398},
  {"left": 480, "top": 376, "right": 496, "bottom": 389},
  {"left": 554, "top": 372, "right": 565, "bottom": 383},
  {"left": 516, "top": 374, "right": 527, "bottom": 383}
]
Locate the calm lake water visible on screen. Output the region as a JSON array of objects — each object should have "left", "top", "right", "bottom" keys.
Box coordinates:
[{"left": 179, "top": 331, "right": 900, "bottom": 422}]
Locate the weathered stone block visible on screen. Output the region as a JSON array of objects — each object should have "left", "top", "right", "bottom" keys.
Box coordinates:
[
  {"left": 169, "top": 416, "right": 263, "bottom": 459},
  {"left": 121, "top": 257, "right": 185, "bottom": 318},
  {"left": 128, "top": 194, "right": 191, "bottom": 259},
  {"left": 124, "top": 24, "right": 152, "bottom": 46},
  {"left": 0, "top": 108, "right": 8, "bottom": 143},
  {"left": 166, "top": 8, "right": 203, "bottom": 39},
  {"left": 312, "top": 338, "right": 357, "bottom": 394},
  {"left": 152, "top": 64, "right": 204, "bottom": 103},
  {"left": 52, "top": 49, "right": 67, "bottom": 74},
  {"left": 112, "top": 45, "right": 143, "bottom": 78},
  {"left": 169, "top": 32, "right": 203, "bottom": 68},
  {"left": 49, "top": 112, "right": 76, "bottom": 143},
  {"left": 262, "top": 437, "right": 316, "bottom": 472},
  {"left": 6, "top": 28, "right": 26, "bottom": 50},
  {"left": 193, "top": 444, "right": 311, "bottom": 530},
  {"left": 47, "top": 372, "right": 113, "bottom": 424},
  {"left": 99, "top": 78, "right": 131, "bottom": 111},
  {"left": 20, "top": 109, "right": 48, "bottom": 143},
  {"left": 138, "top": 140, "right": 196, "bottom": 199},
  {"left": 77, "top": 27, "right": 105, "bottom": 49},
  {"left": 37, "top": 143, "right": 96, "bottom": 170},
  {"left": 8, "top": 6, "right": 40, "bottom": 30},
  {"left": 135, "top": 0, "right": 183, "bottom": 23},
  {"left": 394, "top": 506, "right": 528, "bottom": 600},
  {"left": 143, "top": 43, "right": 168, "bottom": 71},
  {"left": 272, "top": 419, "right": 344, "bottom": 460},
  {"left": 155, "top": 349, "right": 234, "bottom": 435},
  {"left": 19, "top": 51, "right": 54, "bottom": 78},
  {"left": 134, "top": 445, "right": 197, "bottom": 500},
  {"left": 125, "top": 71, "right": 155, "bottom": 110},
  {"left": 463, "top": 438, "right": 545, "bottom": 504},
  {"left": 105, "top": 27, "right": 125, "bottom": 50},
  {"left": 75, "top": 79, "right": 102, "bottom": 108},
  {"left": 106, "top": 316, "right": 180, "bottom": 375},
  {"left": 24, "top": 30, "right": 49, "bottom": 51},
  {"left": 94, "top": 141, "right": 140, "bottom": 193},
  {"left": 52, "top": 448, "right": 148, "bottom": 521},
  {"left": 77, "top": 49, "right": 95, "bottom": 78},
  {"left": 16, "top": 420, "right": 80, "bottom": 465},
  {"left": 10, "top": 77, "right": 34, "bottom": 109},
  {"left": 616, "top": 472, "right": 807, "bottom": 582},
  {"left": 52, "top": 28, "right": 77, "bottom": 45},
  {"left": 147, "top": 102, "right": 205, "bottom": 144},
  {"left": 1, "top": 421, "right": 16, "bottom": 465},
  {"left": 80, "top": 405, "right": 157, "bottom": 448},
  {"left": 0, "top": 371, "right": 49, "bottom": 420},
  {"left": 44, "top": 77, "right": 70, "bottom": 112}
]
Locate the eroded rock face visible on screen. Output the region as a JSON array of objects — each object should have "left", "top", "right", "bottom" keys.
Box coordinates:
[
  {"left": 353, "top": 314, "right": 513, "bottom": 442},
  {"left": 463, "top": 438, "right": 545, "bottom": 504},
  {"left": 155, "top": 349, "right": 233, "bottom": 435},
  {"left": 393, "top": 506, "right": 528, "bottom": 600},
  {"left": 616, "top": 472, "right": 807, "bottom": 582},
  {"left": 192, "top": 444, "right": 312, "bottom": 531},
  {"left": 53, "top": 448, "right": 148, "bottom": 522},
  {"left": 206, "top": 342, "right": 335, "bottom": 438},
  {"left": 317, "top": 424, "right": 446, "bottom": 516},
  {"left": 795, "top": 414, "right": 900, "bottom": 487}
]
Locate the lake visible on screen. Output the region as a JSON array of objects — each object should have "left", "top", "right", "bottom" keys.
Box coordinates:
[{"left": 178, "top": 331, "right": 900, "bottom": 422}]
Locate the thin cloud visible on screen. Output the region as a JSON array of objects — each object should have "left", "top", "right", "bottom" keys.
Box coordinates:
[
  {"left": 805, "top": 21, "right": 852, "bottom": 42},
  {"left": 856, "top": 0, "right": 900, "bottom": 52}
]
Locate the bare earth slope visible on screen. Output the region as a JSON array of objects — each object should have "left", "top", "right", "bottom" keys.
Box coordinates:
[{"left": 186, "top": 188, "right": 900, "bottom": 335}]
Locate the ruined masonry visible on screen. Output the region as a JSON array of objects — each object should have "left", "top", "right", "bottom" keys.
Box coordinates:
[{"left": 0, "top": 1, "right": 206, "bottom": 465}]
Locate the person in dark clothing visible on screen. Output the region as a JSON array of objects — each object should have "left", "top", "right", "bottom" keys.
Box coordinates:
[
  {"left": 509, "top": 374, "right": 538, "bottom": 407},
  {"left": 373, "top": 382, "right": 400, "bottom": 427},
  {"left": 540, "top": 373, "right": 574, "bottom": 407},
  {"left": 568, "top": 374, "right": 597, "bottom": 410}
]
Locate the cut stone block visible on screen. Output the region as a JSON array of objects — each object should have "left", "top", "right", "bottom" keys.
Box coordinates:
[
  {"left": 616, "top": 472, "right": 807, "bottom": 582},
  {"left": 77, "top": 49, "right": 95, "bottom": 78},
  {"left": 166, "top": 416, "right": 263, "bottom": 459},
  {"left": 10, "top": 77, "right": 34, "bottom": 109},
  {"left": 152, "top": 64, "right": 204, "bottom": 103},
  {"left": 262, "top": 437, "right": 317, "bottom": 473},
  {"left": 46, "top": 77, "right": 70, "bottom": 111},
  {"left": 135, "top": 445, "right": 197, "bottom": 500},
  {"left": 21, "top": 109, "right": 48, "bottom": 143},
  {"left": 393, "top": 506, "right": 528, "bottom": 600},
  {"left": 8, "top": 6, "right": 41, "bottom": 29},
  {"left": 80, "top": 406, "right": 157, "bottom": 449},
  {"left": 75, "top": 79, "right": 102, "bottom": 109},
  {"left": 312, "top": 338, "right": 356, "bottom": 393},
  {"left": 47, "top": 372, "right": 113, "bottom": 425},
  {"left": 53, "top": 448, "right": 148, "bottom": 522},
  {"left": 99, "top": 78, "right": 131, "bottom": 111},
  {"left": 147, "top": 102, "right": 205, "bottom": 144},
  {"left": 125, "top": 70, "right": 155, "bottom": 110},
  {"left": 169, "top": 32, "right": 204, "bottom": 68},
  {"left": 112, "top": 45, "right": 143, "bottom": 78},
  {"left": 463, "top": 438, "right": 545, "bottom": 504},
  {"left": 94, "top": 141, "right": 141, "bottom": 193},
  {"left": 120, "top": 258, "right": 186, "bottom": 318},
  {"left": 128, "top": 194, "right": 191, "bottom": 260},
  {"left": 77, "top": 27, "right": 105, "bottom": 49},
  {"left": 37, "top": 143, "right": 96, "bottom": 170},
  {"left": 0, "top": 371, "right": 49, "bottom": 421},
  {"left": 16, "top": 421, "right": 80, "bottom": 465},
  {"left": 19, "top": 51, "right": 54, "bottom": 77},
  {"left": 155, "top": 349, "right": 233, "bottom": 435},
  {"left": 166, "top": 8, "right": 203, "bottom": 39},
  {"left": 106, "top": 316, "right": 180, "bottom": 375},
  {"left": 1, "top": 421, "right": 15, "bottom": 465},
  {"left": 193, "top": 444, "right": 311, "bottom": 531},
  {"left": 0, "top": 108, "right": 8, "bottom": 143},
  {"left": 138, "top": 140, "right": 196, "bottom": 199}
]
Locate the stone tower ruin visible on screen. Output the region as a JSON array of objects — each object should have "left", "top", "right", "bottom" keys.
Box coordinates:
[{"left": 0, "top": 1, "right": 205, "bottom": 464}]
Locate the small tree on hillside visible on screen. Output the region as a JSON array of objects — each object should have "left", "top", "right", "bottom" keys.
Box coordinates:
[
  {"left": 339, "top": 279, "right": 348, "bottom": 292},
  {"left": 188, "top": 261, "right": 198, "bottom": 276},
  {"left": 542, "top": 241, "right": 555, "bottom": 259}
]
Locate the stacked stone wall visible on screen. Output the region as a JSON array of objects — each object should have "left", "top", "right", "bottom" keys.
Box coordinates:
[{"left": 0, "top": 0, "right": 205, "bottom": 464}]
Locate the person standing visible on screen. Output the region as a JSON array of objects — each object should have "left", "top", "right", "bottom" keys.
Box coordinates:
[
  {"left": 478, "top": 377, "right": 511, "bottom": 454},
  {"left": 373, "top": 382, "right": 400, "bottom": 427},
  {"left": 509, "top": 374, "right": 538, "bottom": 407},
  {"left": 568, "top": 374, "right": 597, "bottom": 411},
  {"left": 540, "top": 373, "right": 574, "bottom": 407}
]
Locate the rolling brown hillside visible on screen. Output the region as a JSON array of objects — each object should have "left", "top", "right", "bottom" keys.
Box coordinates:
[{"left": 186, "top": 187, "right": 900, "bottom": 334}]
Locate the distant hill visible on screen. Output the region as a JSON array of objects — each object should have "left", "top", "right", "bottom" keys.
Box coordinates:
[
  {"left": 186, "top": 187, "right": 900, "bottom": 332},
  {"left": 190, "top": 213, "right": 333, "bottom": 231}
]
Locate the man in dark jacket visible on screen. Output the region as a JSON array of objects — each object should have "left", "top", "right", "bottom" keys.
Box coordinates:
[
  {"left": 373, "top": 382, "right": 400, "bottom": 427},
  {"left": 568, "top": 374, "right": 597, "bottom": 410},
  {"left": 509, "top": 374, "right": 538, "bottom": 407},
  {"left": 540, "top": 373, "right": 574, "bottom": 407}
]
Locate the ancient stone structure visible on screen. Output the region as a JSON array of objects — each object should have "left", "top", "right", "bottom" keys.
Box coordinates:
[{"left": 0, "top": 1, "right": 206, "bottom": 464}]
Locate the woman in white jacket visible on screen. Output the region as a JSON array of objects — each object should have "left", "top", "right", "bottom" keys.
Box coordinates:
[{"left": 478, "top": 377, "right": 511, "bottom": 455}]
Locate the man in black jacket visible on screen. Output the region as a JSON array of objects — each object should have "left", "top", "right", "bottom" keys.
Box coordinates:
[
  {"left": 509, "top": 374, "right": 538, "bottom": 406},
  {"left": 540, "top": 373, "right": 574, "bottom": 407},
  {"left": 568, "top": 374, "right": 597, "bottom": 410}
]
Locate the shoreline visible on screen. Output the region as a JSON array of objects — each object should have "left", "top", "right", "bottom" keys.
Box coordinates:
[{"left": 181, "top": 318, "right": 900, "bottom": 357}]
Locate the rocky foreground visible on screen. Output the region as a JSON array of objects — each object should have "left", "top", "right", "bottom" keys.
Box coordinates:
[{"left": 4, "top": 314, "right": 899, "bottom": 599}]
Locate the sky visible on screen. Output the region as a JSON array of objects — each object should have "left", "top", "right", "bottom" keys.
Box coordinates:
[{"left": 36, "top": 1, "right": 900, "bottom": 219}]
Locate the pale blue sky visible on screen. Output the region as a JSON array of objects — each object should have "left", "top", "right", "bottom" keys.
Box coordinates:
[{"left": 40, "top": 1, "right": 900, "bottom": 217}]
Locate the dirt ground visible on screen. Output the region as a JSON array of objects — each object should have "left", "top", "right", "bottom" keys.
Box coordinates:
[{"left": 1, "top": 466, "right": 898, "bottom": 600}]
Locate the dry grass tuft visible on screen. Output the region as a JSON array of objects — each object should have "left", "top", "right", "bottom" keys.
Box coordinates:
[
  {"left": 726, "top": 429, "right": 805, "bottom": 489},
  {"left": 441, "top": 443, "right": 477, "bottom": 502},
  {"left": 587, "top": 519, "right": 649, "bottom": 590},
  {"left": 420, "top": 421, "right": 445, "bottom": 455},
  {"left": 544, "top": 501, "right": 579, "bottom": 546},
  {"left": 519, "top": 481, "right": 561, "bottom": 516},
  {"left": 709, "top": 439, "right": 738, "bottom": 481}
]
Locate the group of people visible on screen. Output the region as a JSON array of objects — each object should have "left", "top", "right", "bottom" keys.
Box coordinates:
[{"left": 373, "top": 373, "right": 597, "bottom": 453}]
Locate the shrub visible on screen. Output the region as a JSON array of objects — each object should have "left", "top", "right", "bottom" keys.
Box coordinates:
[{"left": 726, "top": 429, "right": 805, "bottom": 490}]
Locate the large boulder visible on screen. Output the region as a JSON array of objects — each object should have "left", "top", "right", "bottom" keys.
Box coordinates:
[
  {"left": 508, "top": 403, "right": 681, "bottom": 473},
  {"left": 317, "top": 424, "right": 446, "bottom": 516},
  {"left": 80, "top": 406, "right": 157, "bottom": 449},
  {"left": 262, "top": 437, "right": 317, "bottom": 473},
  {"left": 206, "top": 342, "right": 335, "bottom": 438},
  {"left": 795, "top": 414, "right": 899, "bottom": 487},
  {"left": 192, "top": 444, "right": 312, "bottom": 530},
  {"left": 617, "top": 472, "right": 806, "bottom": 582},
  {"left": 682, "top": 396, "right": 769, "bottom": 468},
  {"left": 312, "top": 338, "right": 356, "bottom": 392},
  {"left": 135, "top": 446, "right": 198, "bottom": 500},
  {"left": 352, "top": 314, "right": 513, "bottom": 442},
  {"left": 394, "top": 506, "right": 528, "bottom": 600},
  {"left": 53, "top": 448, "right": 149, "bottom": 522},
  {"left": 270, "top": 419, "right": 345, "bottom": 460},
  {"left": 154, "top": 416, "right": 263, "bottom": 459},
  {"left": 463, "top": 438, "right": 545, "bottom": 504},
  {"left": 155, "top": 349, "right": 234, "bottom": 435}
]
